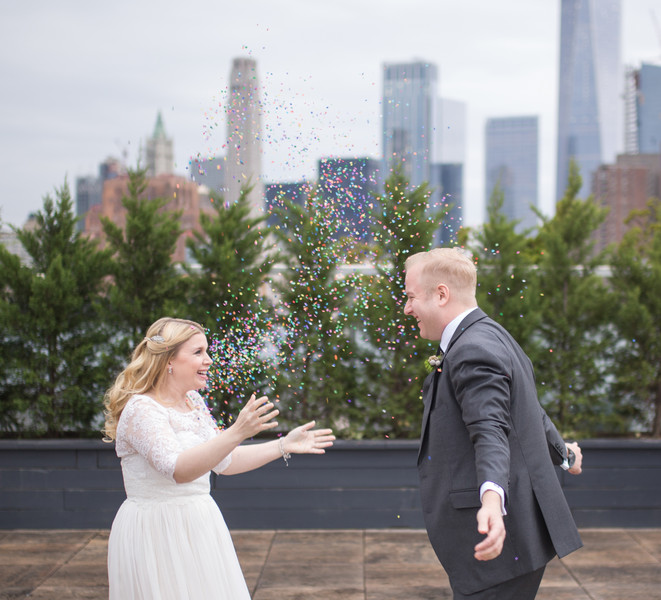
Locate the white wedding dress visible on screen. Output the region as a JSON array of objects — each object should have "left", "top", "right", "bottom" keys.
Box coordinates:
[{"left": 108, "top": 393, "right": 250, "bottom": 600}]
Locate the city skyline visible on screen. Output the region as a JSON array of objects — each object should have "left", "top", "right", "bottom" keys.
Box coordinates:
[{"left": 1, "top": 0, "right": 659, "bottom": 229}]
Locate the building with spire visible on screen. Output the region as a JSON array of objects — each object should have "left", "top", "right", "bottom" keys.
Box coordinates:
[
  {"left": 225, "top": 57, "right": 263, "bottom": 218},
  {"left": 144, "top": 112, "right": 174, "bottom": 177},
  {"left": 556, "top": 0, "right": 622, "bottom": 200}
]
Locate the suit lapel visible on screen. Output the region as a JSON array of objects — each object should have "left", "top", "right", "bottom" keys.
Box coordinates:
[
  {"left": 418, "top": 369, "right": 440, "bottom": 462},
  {"left": 417, "top": 308, "right": 489, "bottom": 462}
]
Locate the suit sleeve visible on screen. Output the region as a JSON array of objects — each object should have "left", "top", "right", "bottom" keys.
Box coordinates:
[
  {"left": 541, "top": 409, "right": 568, "bottom": 466},
  {"left": 448, "top": 342, "right": 512, "bottom": 496}
]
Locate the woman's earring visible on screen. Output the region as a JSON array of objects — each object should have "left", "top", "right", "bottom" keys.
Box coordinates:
[{"left": 168, "top": 366, "right": 173, "bottom": 375}]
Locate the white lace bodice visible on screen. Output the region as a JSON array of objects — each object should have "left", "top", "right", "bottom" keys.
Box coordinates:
[{"left": 115, "top": 393, "right": 231, "bottom": 502}]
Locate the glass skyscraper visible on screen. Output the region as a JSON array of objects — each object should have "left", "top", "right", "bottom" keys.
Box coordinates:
[
  {"left": 556, "top": 0, "right": 621, "bottom": 200},
  {"left": 485, "top": 116, "right": 539, "bottom": 234},
  {"left": 382, "top": 61, "right": 438, "bottom": 188},
  {"left": 636, "top": 63, "right": 661, "bottom": 154}
]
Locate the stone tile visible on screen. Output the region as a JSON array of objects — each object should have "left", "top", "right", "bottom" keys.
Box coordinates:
[
  {"left": 366, "top": 561, "right": 449, "bottom": 584},
  {"left": 0, "top": 585, "right": 34, "bottom": 600},
  {"left": 233, "top": 530, "right": 275, "bottom": 565},
  {"left": 254, "top": 587, "right": 365, "bottom": 600},
  {"left": 240, "top": 564, "right": 262, "bottom": 593},
  {"left": 258, "top": 561, "right": 363, "bottom": 588},
  {"left": 43, "top": 561, "right": 108, "bottom": 588},
  {"left": 565, "top": 529, "right": 657, "bottom": 567},
  {"left": 366, "top": 586, "right": 452, "bottom": 600},
  {"left": 0, "top": 564, "right": 56, "bottom": 590},
  {"left": 365, "top": 529, "right": 431, "bottom": 544},
  {"left": 0, "top": 530, "right": 95, "bottom": 566},
  {"left": 535, "top": 588, "right": 592, "bottom": 600},
  {"left": 365, "top": 530, "right": 439, "bottom": 565},
  {"left": 585, "top": 583, "right": 661, "bottom": 600},
  {"left": 569, "top": 564, "right": 661, "bottom": 586},
  {"left": 540, "top": 556, "right": 577, "bottom": 587},
  {"left": 70, "top": 536, "right": 110, "bottom": 564},
  {"left": 268, "top": 530, "right": 363, "bottom": 564},
  {"left": 23, "top": 586, "right": 109, "bottom": 599},
  {"left": 631, "top": 529, "right": 661, "bottom": 559}
]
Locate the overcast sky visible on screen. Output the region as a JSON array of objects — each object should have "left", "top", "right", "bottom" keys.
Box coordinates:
[{"left": 1, "top": 0, "right": 659, "bottom": 230}]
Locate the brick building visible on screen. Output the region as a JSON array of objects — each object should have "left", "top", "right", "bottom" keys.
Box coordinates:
[{"left": 84, "top": 173, "right": 213, "bottom": 263}]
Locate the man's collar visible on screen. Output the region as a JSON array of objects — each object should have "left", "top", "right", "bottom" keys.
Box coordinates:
[{"left": 440, "top": 307, "right": 478, "bottom": 353}]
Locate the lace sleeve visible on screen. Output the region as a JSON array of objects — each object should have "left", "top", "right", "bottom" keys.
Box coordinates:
[{"left": 118, "top": 396, "right": 182, "bottom": 480}]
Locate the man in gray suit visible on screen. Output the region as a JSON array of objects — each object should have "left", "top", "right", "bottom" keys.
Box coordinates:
[{"left": 404, "top": 247, "right": 583, "bottom": 600}]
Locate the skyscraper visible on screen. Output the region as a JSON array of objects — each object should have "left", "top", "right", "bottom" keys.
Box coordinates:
[
  {"left": 144, "top": 112, "right": 174, "bottom": 177},
  {"left": 435, "top": 98, "right": 467, "bottom": 165},
  {"left": 317, "top": 157, "right": 383, "bottom": 241},
  {"left": 485, "top": 116, "right": 539, "bottom": 233},
  {"left": 635, "top": 63, "right": 661, "bottom": 154},
  {"left": 556, "top": 0, "right": 622, "bottom": 200},
  {"left": 432, "top": 97, "right": 467, "bottom": 244},
  {"left": 225, "top": 57, "right": 263, "bottom": 218},
  {"left": 382, "top": 61, "right": 438, "bottom": 188},
  {"left": 430, "top": 163, "right": 464, "bottom": 246}
]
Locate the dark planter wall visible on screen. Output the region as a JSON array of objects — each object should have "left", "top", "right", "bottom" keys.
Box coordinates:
[{"left": 0, "top": 438, "right": 660, "bottom": 529}]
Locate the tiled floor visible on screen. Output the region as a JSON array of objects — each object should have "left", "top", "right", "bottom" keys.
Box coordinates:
[{"left": 0, "top": 528, "right": 660, "bottom": 599}]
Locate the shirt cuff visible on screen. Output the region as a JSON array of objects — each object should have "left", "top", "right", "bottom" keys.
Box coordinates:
[{"left": 480, "top": 481, "right": 507, "bottom": 516}]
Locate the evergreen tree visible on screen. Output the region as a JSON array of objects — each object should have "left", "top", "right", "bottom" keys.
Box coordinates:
[
  {"left": 101, "top": 168, "right": 186, "bottom": 354},
  {"left": 269, "top": 188, "right": 365, "bottom": 436},
  {"left": 529, "top": 162, "right": 615, "bottom": 435},
  {"left": 0, "top": 182, "right": 112, "bottom": 435},
  {"left": 182, "top": 184, "right": 278, "bottom": 423},
  {"left": 466, "top": 184, "right": 540, "bottom": 348},
  {"left": 183, "top": 185, "right": 275, "bottom": 331},
  {"left": 609, "top": 198, "right": 661, "bottom": 437},
  {"left": 357, "top": 168, "right": 443, "bottom": 438}
]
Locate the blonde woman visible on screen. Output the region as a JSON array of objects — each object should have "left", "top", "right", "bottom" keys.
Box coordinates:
[{"left": 104, "top": 317, "right": 334, "bottom": 599}]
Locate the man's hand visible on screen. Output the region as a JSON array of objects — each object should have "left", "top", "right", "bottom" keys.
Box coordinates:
[
  {"left": 566, "top": 441, "right": 583, "bottom": 475},
  {"left": 474, "top": 490, "right": 506, "bottom": 561}
]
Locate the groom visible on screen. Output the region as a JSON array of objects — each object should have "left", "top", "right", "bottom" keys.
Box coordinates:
[{"left": 404, "top": 247, "right": 583, "bottom": 600}]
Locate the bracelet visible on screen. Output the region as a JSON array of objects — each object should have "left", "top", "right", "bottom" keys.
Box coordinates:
[{"left": 278, "top": 438, "right": 291, "bottom": 467}]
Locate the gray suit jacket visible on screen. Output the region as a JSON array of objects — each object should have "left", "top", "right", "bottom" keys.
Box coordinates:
[{"left": 417, "top": 309, "right": 582, "bottom": 595}]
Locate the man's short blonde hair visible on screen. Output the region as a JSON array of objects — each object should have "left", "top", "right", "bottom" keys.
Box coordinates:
[{"left": 405, "top": 248, "right": 477, "bottom": 300}]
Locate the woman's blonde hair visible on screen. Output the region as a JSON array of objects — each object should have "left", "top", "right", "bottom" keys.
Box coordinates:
[{"left": 102, "top": 317, "right": 206, "bottom": 441}]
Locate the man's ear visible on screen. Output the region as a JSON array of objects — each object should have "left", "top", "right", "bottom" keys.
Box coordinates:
[{"left": 437, "top": 283, "right": 449, "bottom": 305}]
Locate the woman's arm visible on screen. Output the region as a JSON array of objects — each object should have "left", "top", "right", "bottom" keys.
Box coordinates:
[
  {"left": 222, "top": 421, "right": 335, "bottom": 476},
  {"left": 173, "top": 394, "right": 278, "bottom": 483}
]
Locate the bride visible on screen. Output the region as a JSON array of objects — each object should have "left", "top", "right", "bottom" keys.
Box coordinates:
[{"left": 103, "top": 317, "right": 335, "bottom": 599}]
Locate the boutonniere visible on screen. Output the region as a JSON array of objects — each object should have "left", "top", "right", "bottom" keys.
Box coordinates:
[{"left": 424, "top": 354, "right": 443, "bottom": 373}]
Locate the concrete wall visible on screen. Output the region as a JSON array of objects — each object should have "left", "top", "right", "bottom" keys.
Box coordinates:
[{"left": 1, "top": 439, "right": 660, "bottom": 529}]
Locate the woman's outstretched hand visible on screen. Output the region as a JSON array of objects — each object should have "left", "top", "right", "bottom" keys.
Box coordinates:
[
  {"left": 284, "top": 421, "right": 335, "bottom": 455},
  {"left": 230, "top": 394, "right": 279, "bottom": 440}
]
